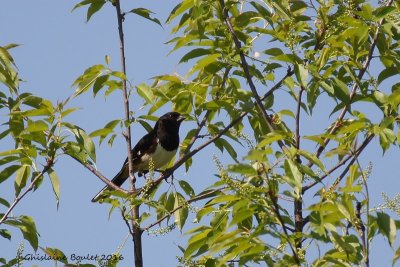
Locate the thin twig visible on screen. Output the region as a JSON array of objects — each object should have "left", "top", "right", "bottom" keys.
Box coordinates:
[
  {"left": 303, "top": 134, "right": 374, "bottom": 192},
  {"left": 0, "top": 158, "right": 54, "bottom": 225},
  {"left": 121, "top": 207, "right": 134, "bottom": 236},
  {"left": 68, "top": 154, "right": 129, "bottom": 194},
  {"left": 219, "top": 0, "right": 286, "bottom": 150},
  {"left": 331, "top": 134, "right": 374, "bottom": 189}
]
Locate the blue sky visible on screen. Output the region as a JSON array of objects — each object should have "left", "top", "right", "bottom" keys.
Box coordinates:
[{"left": 1, "top": 1, "right": 400, "bottom": 266}]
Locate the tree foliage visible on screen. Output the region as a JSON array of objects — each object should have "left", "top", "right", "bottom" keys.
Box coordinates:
[{"left": 1, "top": 0, "right": 400, "bottom": 266}]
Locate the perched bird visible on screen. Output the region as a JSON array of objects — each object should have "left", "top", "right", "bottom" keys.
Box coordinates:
[{"left": 92, "top": 112, "right": 185, "bottom": 202}]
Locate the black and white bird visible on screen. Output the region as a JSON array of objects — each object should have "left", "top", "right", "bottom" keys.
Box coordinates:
[{"left": 92, "top": 112, "right": 185, "bottom": 202}]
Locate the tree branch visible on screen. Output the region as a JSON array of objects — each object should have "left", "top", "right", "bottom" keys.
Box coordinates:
[
  {"left": 219, "top": 0, "right": 286, "bottom": 150},
  {"left": 68, "top": 154, "right": 129, "bottom": 195},
  {"left": 0, "top": 157, "right": 54, "bottom": 225},
  {"left": 266, "top": 176, "right": 301, "bottom": 264},
  {"left": 114, "top": 1, "right": 142, "bottom": 266},
  {"left": 303, "top": 134, "right": 374, "bottom": 192}
]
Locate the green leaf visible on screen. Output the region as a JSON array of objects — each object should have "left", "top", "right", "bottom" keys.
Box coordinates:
[
  {"left": 26, "top": 120, "right": 48, "bottom": 132},
  {"left": 41, "top": 247, "right": 68, "bottom": 264},
  {"left": 166, "top": 0, "right": 193, "bottom": 24},
  {"left": 72, "top": 64, "right": 105, "bottom": 97},
  {"left": 297, "top": 149, "right": 326, "bottom": 172},
  {"left": 184, "top": 228, "right": 211, "bottom": 258},
  {"left": 5, "top": 215, "right": 39, "bottom": 251},
  {"left": 229, "top": 208, "right": 254, "bottom": 227},
  {"left": 379, "top": 128, "right": 396, "bottom": 153},
  {"left": 262, "top": 48, "right": 284, "bottom": 56},
  {"left": 332, "top": 77, "right": 350, "bottom": 105},
  {"left": 330, "top": 231, "right": 355, "bottom": 253},
  {"left": 0, "top": 165, "right": 21, "bottom": 184},
  {"left": 373, "top": 6, "right": 396, "bottom": 19},
  {"left": 87, "top": 0, "right": 106, "bottom": 22},
  {"left": 227, "top": 164, "right": 257, "bottom": 176},
  {"left": 48, "top": 168, "right": 60, "bottom": 208},
  {"left": 214, "top": 138, "right": 238, "bottom": 161},
  {"left": 294, "top": 63, "right": 308, "bottom": 88},
  {"left": 72, "top": 0, "right": 93, "bottom": 11},
  {"left": 70, "top": 127, "right": 96, "bottom": 162},
  {"left": 165, "top": 192, "right": 175, "bottom": 212},
  {"left": 377, "top": 67, "right": 398, "bottom": 85},
  {"left": 0, "top": 229, "right": 11, "bottom": 240},
  {"left": 188, "top": 54, "right": 220, "bottom": 75},
  {"left": 179, "top": 48, "right": 211, "bottom": 63},
  {"left": 258, "top": 132, "right": 285, "bottom": 147},
  {"left": 284, "top": 159, "right": 303, "bottom": 198},
  {"left": 174, "top": 192, "right": 188, "bottom": 230},
  {"left": 14, "top": 165, "right": 30, "bottom": 196},
  {"left": 0, "top": 156, "right": 19, "bottom": 166},
  {"left": 178, "top": 180, "right": 195, "bottom": 197},
  {"left": 129, "top": 8, "right": 162, "bottom": 27},
  {"left": 377, "top": 212, "right": 396, "bottom": 247},
  {"left": 93, "top": 74, "right": 109, "bottom": 96},
  {"left": 393, "top": 246, "right": 400, "bottom": 266},
  {"left": 136, "top": 83, "right": 154, "bottom": 104},
  {"left": 0, "top": 197, "right": 10, "bottom": 208}
]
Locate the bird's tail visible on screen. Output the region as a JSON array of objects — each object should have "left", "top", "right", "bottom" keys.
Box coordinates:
[{"left": 91, "top": 164, "right": 129, "bottom": 202}]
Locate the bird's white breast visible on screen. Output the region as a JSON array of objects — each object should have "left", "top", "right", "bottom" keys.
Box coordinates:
[{"left": 136, "top": 142, "right": 177, "bottom": 171}]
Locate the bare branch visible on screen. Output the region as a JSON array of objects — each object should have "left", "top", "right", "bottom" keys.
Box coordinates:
[{"left": 68, "top": 153, "right": 129, "bottom": 195}]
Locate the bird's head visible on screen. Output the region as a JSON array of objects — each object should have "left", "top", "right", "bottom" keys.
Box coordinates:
[{"left": 157, "top": 112, "right": 185, "bottom": 130}]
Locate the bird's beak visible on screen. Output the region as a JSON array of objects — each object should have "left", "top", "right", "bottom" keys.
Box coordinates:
[{"left": 178, "top": 115, "right": 185, "bottom": 122}]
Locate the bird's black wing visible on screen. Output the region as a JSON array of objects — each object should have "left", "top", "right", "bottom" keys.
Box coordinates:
[
  {"left": 91, "top": 130, "right": 157, "bottom": 202},
  {"left": 110, "top": 130, "right": 157, "bottom": 186}
]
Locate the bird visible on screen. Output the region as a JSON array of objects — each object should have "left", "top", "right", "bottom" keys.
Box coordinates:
[{"left": 91, "top": 111, "right": 185, "bottom": 202}]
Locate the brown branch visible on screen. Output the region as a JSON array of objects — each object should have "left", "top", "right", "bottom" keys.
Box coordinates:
[
  {"left": 114, "top": 1, "right": 142, "bottom": 266},
  {"left": 331, "top": 134, "right": 374, "bottom": 188},
  {"left": 0, "top": 158, "right": 54, "bottom": 225},
  {"left": 121, "top": 206, "right": 134, "bottom": 236},
  {"left": 303, "top": 134, "right": 374, "bottom": 192},
  {"left": 266, "top": 176, "right": 301, "bottom": 264},
  {"left": 67, "top": 153, "right": 129, "bottom": 195},
  {"left": 219, "top": 0, "right": 286, "bottom": 150}
]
